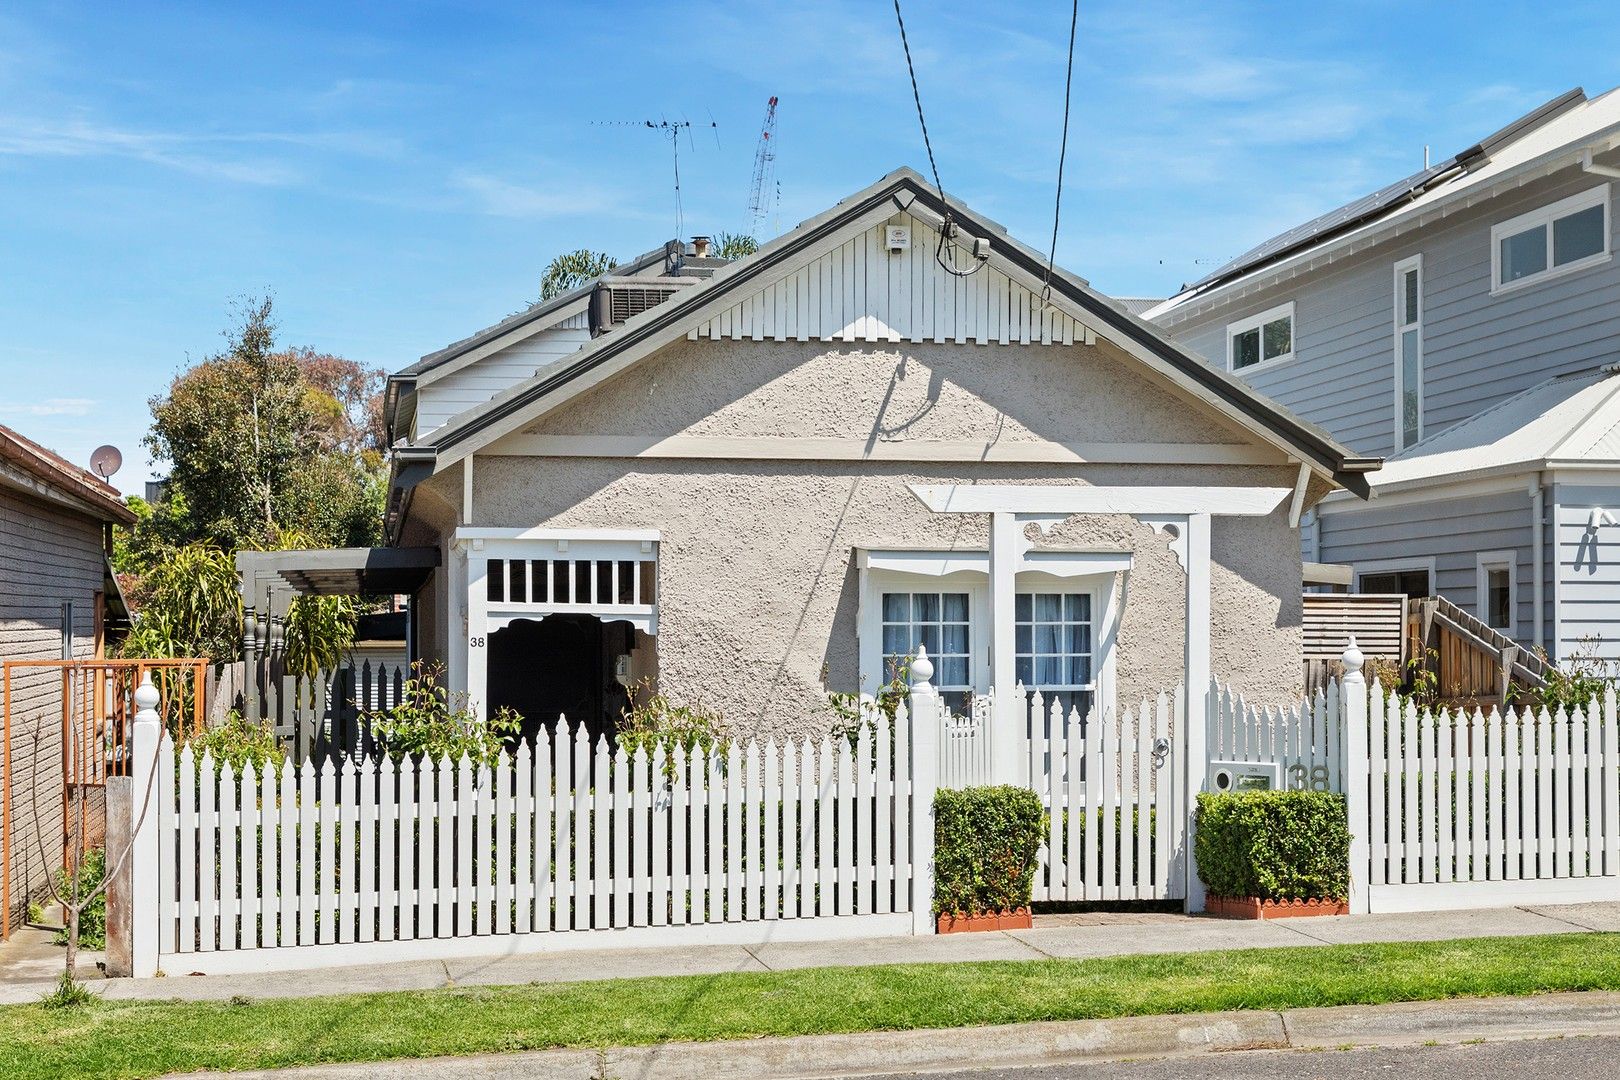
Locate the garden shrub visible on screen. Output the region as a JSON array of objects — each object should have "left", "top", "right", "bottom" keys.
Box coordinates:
[
  {"left": 933, "top": 785, "right": 1047, "bottom": 916},
  {"left": 364, "top": 661, "right": 522, "bottom": 767},
  {"left": 1195, "top": 790, "right": 1349, "bottom": 901},
  {"left": 53, "top": 848, "right": 106, "bottom": 949},
  {"left": 617, "top": 684, "right": 728, "bottom": 778},
  {"left": 188, "top": 711, "right": 283, "bottom": 776}
]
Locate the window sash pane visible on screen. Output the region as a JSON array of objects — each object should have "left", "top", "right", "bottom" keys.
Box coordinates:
[
  {"left": 1262, "top": 316, "right": 1291, "bottom": 360},
  {"left": 881, "top": 591, "right": 970, "bottom": 690},
  {"left": 1402, "top": 270, "right": 1419, "bottom": 325},
  {"left": 1401, "top": 330, "right": 1421, "bottom": 448},
  {"left": 1015, "top": 590, "right": 1096, "bottom": 690},
  {"left": 1232, "top": 327, "right": 1260, "bottom": 369},
  {"left": 1553, "top": 204, "right": 1605, "bottom": 267},
  {"left": 1500, "top": 224, "right": 1547, "bottom": 283}
]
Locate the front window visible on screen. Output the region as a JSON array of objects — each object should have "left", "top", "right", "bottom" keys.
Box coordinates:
[
  {"left": 1477, "top": 553, "right": 1516, "bottom": 636},
  {"left": 1493, "top": 185, "right": 1611, "bottom": 292},
  {"left": 1358, "top": 567, "right": 1430, "bottom": 599},
  {"left": 1394, "top": 256, "right": 1423, "bottom": 450},
  {"left": 1227, "top": 303, "right": 1295, "bottom": 372},
  {"left": 882, "top": 591, "right": 971, "bottom": 711},
  {"left": 1015, "top": 591, "right": 1094, "bottom": 718}
]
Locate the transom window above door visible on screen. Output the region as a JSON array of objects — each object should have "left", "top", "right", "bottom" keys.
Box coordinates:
[
  {"left": 1016, "top": 591, "right": 1094, "bottom": 717},
  {"left": 1226, "top": 302, "right": 1295, "bottom": 373},
  {"left": 881, "top": 591, "right": 971, "bottom": 709}
]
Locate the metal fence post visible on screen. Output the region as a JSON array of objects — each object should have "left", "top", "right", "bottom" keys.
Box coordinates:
[
  {"left": 1340, "top": 637, "right": 1370, "bottom": 915},
  {"left": 128, "top": 674, "right": 161, "bottom": 978},
  {"left": 908, "top": 646, "right": 940, "bottom": 936}
]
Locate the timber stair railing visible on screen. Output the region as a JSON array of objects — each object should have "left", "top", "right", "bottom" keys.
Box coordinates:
[{"left": 1409, "top": 595, "right": 1548, "bottom": 706}]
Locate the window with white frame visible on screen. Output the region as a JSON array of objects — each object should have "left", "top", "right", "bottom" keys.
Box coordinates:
[
  {"left": 1226, "top": 302, "right": 1295, "bottom": 373},
  {"left": 1394, "top": 255, "right": 1423, "bottom": 450},
  {"left": 1476, "top": 552, "right": 1516, "bottom": 636},
  {"left": 1491, "top": 185, "right": 1611, "bottom": 293},
  {"left": 1015, "top": 591, "right": 1094, "bottom": 716},
  {"left": 881, "top": 591, "right": 972, "bottom": 710}
]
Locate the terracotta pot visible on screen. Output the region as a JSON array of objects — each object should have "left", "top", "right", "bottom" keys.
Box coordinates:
[
  {"left": 1206, "top": 894, "right": 1349, "bottom": 920},
  {"left": 936, "top": 907, "right": 1034, "bottom": 934}
]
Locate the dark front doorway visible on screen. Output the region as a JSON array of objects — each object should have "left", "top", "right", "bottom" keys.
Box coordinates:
[{"left": 487, "top": 615, "right": 633, "bottom": 745}]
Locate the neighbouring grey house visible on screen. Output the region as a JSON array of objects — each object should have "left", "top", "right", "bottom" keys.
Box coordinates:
[
  {"left": 1148, "top": 86, "right": 1620, "bottom": 668},
  {"left": 0, "top": 424, "right": 136, "bottom": 938},
  {"left": 259, "top": 167, "right": 1380, "bottom": 760}
]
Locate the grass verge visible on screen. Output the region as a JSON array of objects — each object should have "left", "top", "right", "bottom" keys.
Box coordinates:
[{"left": 4, "top": 933, "right": 1618, "bottom": 1080}]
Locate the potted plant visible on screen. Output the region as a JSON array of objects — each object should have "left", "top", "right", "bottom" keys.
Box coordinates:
[
  {"left": 933, "top": 785, "right": 1046, "bottom": 932},
  {"left": 1195, "top": 789, "right": 1350, "bottom": 918}
]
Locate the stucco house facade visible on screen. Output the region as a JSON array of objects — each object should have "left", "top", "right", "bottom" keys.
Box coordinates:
[{"left": 377, "top": 170, "right": 1376, "bottom": 755}]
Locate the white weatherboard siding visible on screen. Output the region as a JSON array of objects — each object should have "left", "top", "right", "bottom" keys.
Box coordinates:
[
  {"left": 1165, "top": 167, "right": 1620, "bottom": 460},
  {"left": 1554, "top": 483, "right": 1620, "bottom": 661},
  {"left": 687, "top": 214, "right": 1095, "bottom": 348},
  {"left": 416, "top": 320, "right": 592, "bottom": 435},
  {"left": 1319, "top": 488, "right": 1539, "bottom": 648}
]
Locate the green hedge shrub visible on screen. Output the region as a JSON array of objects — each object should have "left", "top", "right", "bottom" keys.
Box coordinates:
[
  {"left": 1194, "top": 790, "right": 1349, "bottom": 901},
  {"left": 933, "top": 785, "right": 1047, "bottom": 916}
]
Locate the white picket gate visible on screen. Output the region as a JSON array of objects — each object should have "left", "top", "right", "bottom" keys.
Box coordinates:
[
  {"left": 124, "top": 679, "right": 941, "bottom": 976},
  {"left": 1027, "top": 689, "right": 1186, "bottom": 902}
]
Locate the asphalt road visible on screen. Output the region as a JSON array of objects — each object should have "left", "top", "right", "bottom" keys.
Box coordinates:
[{"left": 852, "top": 1035, "right": 1619, "bottom": 1079}]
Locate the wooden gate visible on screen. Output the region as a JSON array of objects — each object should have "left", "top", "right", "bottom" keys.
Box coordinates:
[{"left": 1, "top": 659, "right": 206, "bottom": 939}]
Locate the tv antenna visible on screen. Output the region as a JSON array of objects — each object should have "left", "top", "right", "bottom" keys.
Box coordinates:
[
  {"left": 747, "top": 96, "right": 779, "bottom": 236},
  {"left": 89, "top": 444, "right": 123, "bottom": 481},
  {"left": 592, "top": 116, "right": 719, "bottom": 240}
]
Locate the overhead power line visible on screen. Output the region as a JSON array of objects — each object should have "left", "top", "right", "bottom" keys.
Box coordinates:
[{"left": 1042, "top": 0, "right": 1080, "bottom": 307}]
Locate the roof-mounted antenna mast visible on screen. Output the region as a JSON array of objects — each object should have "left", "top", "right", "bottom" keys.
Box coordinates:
[
  {"left": 747, "top": 96, "right": 779, "bottom": 237},
  {"left": 592, "top": 116, "right": 719, "bottom": 240}
]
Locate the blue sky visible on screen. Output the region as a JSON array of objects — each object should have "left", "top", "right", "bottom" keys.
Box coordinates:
[{"left": 4, "top": 1, "right": 1619, "bottom": 486}]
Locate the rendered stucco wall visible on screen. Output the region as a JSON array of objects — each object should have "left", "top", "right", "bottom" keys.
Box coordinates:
[{"left": 418, "top": 338, "right": 1307, "bottom": 738}]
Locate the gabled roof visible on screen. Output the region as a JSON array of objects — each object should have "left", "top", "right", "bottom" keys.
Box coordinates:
[
  {"left": 1369, "top": 366, "right": 1620, "bottom": 492},
  {"left": 386, "top": 168, "right": 1382, "bottom": 539},
  {"left": 0, "top": 424, "right": 137, "bottom": 525},
  {"left": 1151, "top": 86, "right": 1620, "bottom": 321}
]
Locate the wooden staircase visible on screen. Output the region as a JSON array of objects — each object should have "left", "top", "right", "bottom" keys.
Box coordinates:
[{"left": 1408, "top": 595, "right": 1549, "bottom": 707}]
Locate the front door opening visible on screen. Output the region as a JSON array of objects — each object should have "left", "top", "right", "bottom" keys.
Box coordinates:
[{"left": 487, "top": 615, "right": 648, "bottom": 746}]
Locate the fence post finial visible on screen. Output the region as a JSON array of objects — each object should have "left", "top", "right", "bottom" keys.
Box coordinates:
[
  {"left": 910, "top": 644, "right": 935, "bottom": 699},
  {"left": 134, "top": 672, "right": 161, "bottom": 722},
  {"left": 1341, "top": 635, "right": 1365, "bottom": 683}
]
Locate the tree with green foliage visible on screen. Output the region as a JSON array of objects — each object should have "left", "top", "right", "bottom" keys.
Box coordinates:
[
  {"left": 539, "top": 249, "right": 617, "bottom": 301},
  {"left": 712, "top": 232, "right": 759, "bottom": 260},
  {"left": 142, "top": 297, "right": 385, "bottom": 552}
]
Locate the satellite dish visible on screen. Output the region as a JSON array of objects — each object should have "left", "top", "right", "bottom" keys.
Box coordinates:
[{"left": 89, "top": 445, "right": 123, "bottom": 481}]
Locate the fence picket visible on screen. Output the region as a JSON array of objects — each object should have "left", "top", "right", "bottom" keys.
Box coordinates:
[
  {"left": 571, "top": 728, "right": 590, "bottom": 930},
  {"left": 397, "top": 756, "right": 417, "bottom": 941},
  {"left": 1045, "top": 696, "right": 1065, "bottom": 898},
  {"left": 433, "top": 755, "right": 453, "bottom": 938},
  {"left": 801, "top": 739, "right": 820, "bottom": 918},
  {"left": 1606, "top": 688, "right": 1619, "bottom": 876},
  {"left": 1573, "top": 708, "right": 1590, "bottom": 881},
  {"left": 259, "top": 763, "right": 277, "bottom": 946},
  {"left": 1064, "top": 705, "right": 1082, "bottom": 900},
  {"left": 1100, "top": 705, "right": 1118, "bottom": 902},
  {"left": 817, "top": 736, "right": 835, "bottom": 916},
  {"left": 709, "top": 747, "right": 726, "bottom": 923},
  {"left": 672, "top": 745, "right": 690, "bottom": 927},
  {"left": 1436, "top": 710, "right": 1454, "bottom": 884},
  {"left": 726, "top": 742, "right": 743, "bottom": 922},
  {"left": 219, "top": 763, "right": 238, "bottom": 951},
  {"left": 515, "top": 741, "right": 533, "bottom": 935},
  {"left": 178, "top": 745, "right": 198, "bottom": 953},
  {"left": 651, "top": 745, "right": 669, "bottom": 927},
  {"left": 555, "top": 727, "right": 574, "bottom": 931},
  {"left": 536, "top": 734, "right": 553, "bottom": 930},
  {"left": 836, "top": 735, "right": 853, "bottom": 915},
  {"left": 1553, "top": 710, "right": 1570, "bottom": 879},
  {"left": 614, "top": 741, "right": 632, "bottom": 928},
  {"left": 456, "top": 756, "right": 475, "bottom": 937},
  {"left": 1536, "top": 709, "right": 1554, "bottom": 880},
  {"left": 855, "top": 725, "right": 873, "bottom": 915},
  {"left": 496, "top": 752, "right": 514, "bottom": 936},
  {"left": 359, "top": 759, "right": 377, "bottom": 943},
  {"left": 1083, "top": 701, "right": 1101, "bottom": 900},
  {"left": 593, "top": 736, "right": 611, "bottom": 929}
]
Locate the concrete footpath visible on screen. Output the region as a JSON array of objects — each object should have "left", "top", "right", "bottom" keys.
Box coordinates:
[
  {"left": 2, "top": 900, "right": 1618, "bottom": 1006},
  {"left": 194, "top": 990, "right": 1620, "bottom": 1079}
]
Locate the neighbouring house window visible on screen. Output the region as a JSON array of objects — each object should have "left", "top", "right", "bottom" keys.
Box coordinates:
[
  {"left": 1394, "top": 256, "right": 1424, "bottom": 450},
  {"left": 1492, "top": 185, "right": 1611, "bottom": 292},
  {"left": 882, "top": 591, "right": 971, "bottom": 711},
  {"left": 1358, "top": 567, "right": 1431, "bottom": 599},
  {"left": 1226, "top": 302, "right": 1295, "bottom": 373},
  {"left": 1015, "top": 592, "right": 1094, "bottom": 718},
  {"left": 1477, "top": 553, "right": 1516, "bottom": 637}
]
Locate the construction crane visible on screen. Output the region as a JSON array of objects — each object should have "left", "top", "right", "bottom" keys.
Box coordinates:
[{"left": 746, "top": 96, "right": 779, "bottom": 236}]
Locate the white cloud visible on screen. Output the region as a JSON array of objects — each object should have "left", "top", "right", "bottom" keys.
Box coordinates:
[
  {"left": 450, "top": 170, "right": 626, "bottom": 220},
  {"left": 0, "top": 397, "right": 96, "bottom": 417},
  {"left": 0, "top": 114, "right": 304, "bottom": 185}
]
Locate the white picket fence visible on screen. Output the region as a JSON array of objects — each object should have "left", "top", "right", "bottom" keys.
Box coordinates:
[
  {"left": 1357, "top": 683, "right": 1620, "bottom": 911},
  {"left": 938, "top": 695, "right": 993, "bottom": 789},
  {"left": 1209, "top": 680, "right": 1346, "bottom": 793},
  {"left": 125, "top": 683, "right": 939, "bottom": 976}
]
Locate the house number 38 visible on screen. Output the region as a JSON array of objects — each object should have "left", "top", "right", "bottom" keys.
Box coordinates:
[
  {"left": 1287, "top": 763, "right": 1331, "bottom": 792},
  {"left": 469, "top": 636, "right": 486, "bottom": 648}
]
